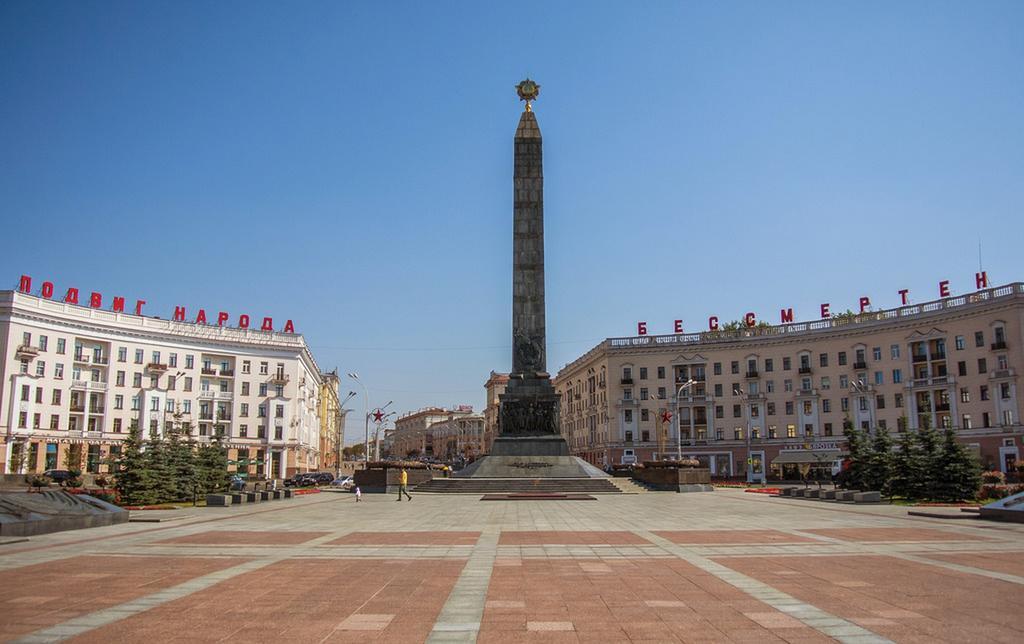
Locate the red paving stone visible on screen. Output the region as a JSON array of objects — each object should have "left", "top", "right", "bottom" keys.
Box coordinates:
[
  {"left": 654, "top": 530, "right": 823, "bottom": 545},
  {"left": 803, "top": 527, "right": 991, "bottom": 542},
  {"left": 326, "top": 531, "right": 481, "bottom": 546},
  {"left": 498, "top": 531, "right": 650, "bottom": 546},
  {"left": 0, "top": 555, "right": 247, "bottom": 641},
  {"left": 67, "top": 558, "right": 465, "bottom": 644},
  {"left": 923, "top": 551, "right": 1024, "bottom": 578},
  {"left": 479, "top": 558, "right": 834, "bottom": 644},
  {"left": 714, "top": 554, "right": 1024, "bottom": 643},
  {"left": 157, "top": 530, "right": 329, "bottom": 545}
]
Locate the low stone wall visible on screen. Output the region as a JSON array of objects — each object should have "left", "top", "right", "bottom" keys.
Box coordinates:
[
  {"left": 633, "top": 467, "right": 712, "bottom": 492},
  {"left": 354, "top": 468, "right": 434, "bottom": 493}
]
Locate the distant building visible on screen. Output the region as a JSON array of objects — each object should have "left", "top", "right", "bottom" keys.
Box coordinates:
[
  {"left": 483, "top": 371, "right": 509, "bottom": 453},
  {"left": 391, "top": 406, "right": 474, "bottom": 458},
  {"left": 319, "top": 370, "right": 342, "bottom": 472},
  {"left": 554, "top": 282, "right": 1023, "bottom": 478},
  {"left": 431, "top": 414, "right": 486, "bottom": 461}
]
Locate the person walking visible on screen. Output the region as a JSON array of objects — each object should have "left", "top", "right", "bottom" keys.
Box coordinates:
[
  {"left": 396, "top": 467, "right": 412, "bottom": 501},
  {"left": 355, "top": 486, "right": 362, "bottom": 502}
]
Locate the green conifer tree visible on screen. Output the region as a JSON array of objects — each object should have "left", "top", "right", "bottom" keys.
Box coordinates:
[
  {"left": 143, "top": 430, "right": 175, "bottom": 503},
  {"left": 842, "top": 422, "right": 868, "bottom": 490},
  {"left": 196, "top": 434, "right": 231, "bottom": 495},
  {"left": 888, "top": 430, "right": 916, "bottom": 499},
  {"left": 165, "top": 425, "right": 197, "bottom": 502},
  {"left": 933, "top": 428, "right": 982, "bottom": 502},
  {"left": 911, "top": 424, "right": 942, "bottom": 500},
  {"left": 113, "top": 427, "right": 156, "bottom": 506},
  {"left": 865, "top": 428, "right": 894, "bottom": 496}
]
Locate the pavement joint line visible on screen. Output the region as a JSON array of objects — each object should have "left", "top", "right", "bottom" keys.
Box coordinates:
[
  {"left": 10, "top": 556, "right": 288, "bottom": 644},
  {"left": 635, "top": 530, "right": 893, "bottom": 644},
  {"left": 426, "top": 527, "right": 500, "bottom": 644},
  {"left": 782, "top": 528, "right": 1024, "bottom": 586}
]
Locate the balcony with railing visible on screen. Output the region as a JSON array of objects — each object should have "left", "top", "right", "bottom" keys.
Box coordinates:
[
  {"left": 69, "top": 403, "right": 85, "bottom": 412},
  {"left": 620, "top": 377, "right": 633, "bottom": 385},
  {"left": 146, "top": 362, "right": 168, "bottom": 373},
  {"left": 852, "top": 361, "right": 868, "bottom": 370},
  {"left": 744, "top": 370, "right": 759, "bottom": 379},
  {"left": 935, "top": 403, "right": 951, "bottom": 412},
  {"left": 71, "top": 380, "right": 108, "bottom": 391},
  {"left": 89, "top": 406, "right": 105, "bottom": 414},
  {"left": 798, "top": 366, "right": 812, "bottom": 375},
  {"left": 992, "top": 340, "right": 1008, "bottom": 351},
  {"left": 201, "top": 367, "right": 217, "bottom": 376},
  {"left": 270, "top": 373, "right": 290, "bottom": 384},
  {"left": 199, "top": 413, "right": 214, "bottom": 421},
  {"left": 16, "top": 344, "right": 39, "bottom": 359},
  {"left": 219, "top": 369, "right": 235, "bottom": 377}
]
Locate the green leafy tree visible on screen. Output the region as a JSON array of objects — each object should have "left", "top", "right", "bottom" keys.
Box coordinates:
[
  {"left": 933, "top": 429, "right": 982, "bottom": 502},
  {"left": 864, "top": 428, "right": 894, "bottom": 495},
  {"left": 114, "top": 427, "right": 157, "bottom": 506}
]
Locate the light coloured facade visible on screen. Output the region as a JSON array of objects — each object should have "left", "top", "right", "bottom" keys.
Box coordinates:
[
  {"left": 554, "top": 283, "right": 1024, "bottom": 478},
  {"left": 319, "top": 370, "right": 342, "bottom": 473},
  {"left": 2, "top": 290, "right": 323, "bottom": 479},
  {"left": 431, "top": 414, "right": 486, "bottom": 461},
  {"left": 391, "top": 406, "right": 474, "bottom": 459},
  {"left": 483, "top": 371, "right": 509, "bottom": 454}
]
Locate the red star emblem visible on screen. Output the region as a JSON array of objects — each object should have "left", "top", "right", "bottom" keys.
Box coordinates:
[
  {"left": 372, "top": 409, "right": 385, "bottom": 423},
  {"left": 660, "top": 411, "right": 673, "bottom": 423}
]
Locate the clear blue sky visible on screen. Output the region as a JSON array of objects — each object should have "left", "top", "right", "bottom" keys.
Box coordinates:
[{"left": 2, "top": 1, "right": 1022, "bottom": 445}]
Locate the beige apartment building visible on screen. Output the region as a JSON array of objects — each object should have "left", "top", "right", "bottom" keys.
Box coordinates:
[
  {"left": 2, "top": 290, "right": 324, "bottom": 478},
  {"left": 319, "top": 370, "right": 343, "bottom": 473},
  {"left": 390, "top": 406, "right": 475, "bottom": 459},
  {"left": 554, "top": 283, "right": 1023, "bottom": 479},
  {"left": 483, "top": 371, "right": 509, "bottom": 454},
  {"left": 430, "top": 414, "right": 486, "bottom": 461}
]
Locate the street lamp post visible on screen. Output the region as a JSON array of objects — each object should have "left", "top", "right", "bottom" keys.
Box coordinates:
[
  {"left": 734, "top": 387, "right": 760, "bottom": 484},
  {"left": 372, "top": 410, "right": 396, "bottom": 461},
  {"left": 337, "top": 391, "right": 357, "bottom": 476},
  {"left": 674, "top": 379, "right": 695, "bottom": 461},
  {"left": 347, "top": 373, "right": 369, "bottom": 465}
]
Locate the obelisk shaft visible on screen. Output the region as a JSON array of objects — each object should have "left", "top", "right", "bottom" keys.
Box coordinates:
[{"left": 511, "top": 110, "right": 546, "bottom": 377}]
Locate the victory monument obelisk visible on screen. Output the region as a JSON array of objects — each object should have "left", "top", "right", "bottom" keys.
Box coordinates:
[{"left": 457, "top": 79, "right": 607, "bottom": 481}]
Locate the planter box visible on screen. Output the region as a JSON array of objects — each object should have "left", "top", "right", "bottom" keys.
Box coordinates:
[
  {"left": 792, "top": 488, "right": 806, "bottom": 497},
  {"left": 805, "top": 489, "right": 821, "bottom": 499},
  {"left": 282, "top": 489, "right": 293, "bottom": 499},
  {"left": 820, "top": 490, "right": 837, "bottom": 500},
  {"left": 271, "top": 490, "right": 282, "bottom": 500},
  {"left": 835, "top": 490, "right": 857, "bottom": 502},
  {"left": 258, "top": 491, "right": 270, "bottom": 501},
  {"left": 632, "top": 467, "right": 712, "bottom": 493},
  {"left": 853, "top": 491, "right": 882, "bottom": 503},
  {"left": 778, "top": 487, "right": 795, "bottom": 496},
  {"left": 230, "top": 493, "right": 245, "bottom": 504},
  {"left": 244, "top": 492, "right": 260, "bottom": 503},
  {"left": 206, "top": 494, "right": 232, "bottom": 506}
]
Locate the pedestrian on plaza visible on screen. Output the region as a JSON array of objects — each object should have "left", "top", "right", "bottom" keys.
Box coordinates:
[
  {"left": 396, "top": 467, "right": 412, "bottom": 501},
  {"left": 271, "top": 479, "right": 278, "bottom": 492},
  {"left": 355, "top": 486, "right": 362, "bottom": 502}
]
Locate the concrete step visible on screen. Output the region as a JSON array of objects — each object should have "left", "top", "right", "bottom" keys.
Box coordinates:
[
  {"left": 606, "top": 478, "right": 649, "bottom": 494},
  {"left": 414, "top": 478, "right": 621, "bottom": 494}
]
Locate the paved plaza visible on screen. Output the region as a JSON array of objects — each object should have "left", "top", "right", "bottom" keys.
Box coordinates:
[{"left": 1, "top": 489, "right": 1023, "bottom": 643}]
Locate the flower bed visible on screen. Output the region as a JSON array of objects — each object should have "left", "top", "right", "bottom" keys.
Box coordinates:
[
  {"left": 979, "top": 483, "right": 1024, "bottom": 501},
  {"left": 292, "top": 488, "right": 322, "bottom": 496},
  {"left": 744, "top": 488, "right": 781, "bottom": 495}
]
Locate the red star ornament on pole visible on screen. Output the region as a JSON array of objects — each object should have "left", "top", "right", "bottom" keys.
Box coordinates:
[
  {"left": 660, "top": 410, "right": 673, "bottom": 424},
  {"left": 372, "top": 409, "right": 385, "bottom": 423}
]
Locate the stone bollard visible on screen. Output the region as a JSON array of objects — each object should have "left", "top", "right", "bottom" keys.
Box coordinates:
[
  {"left": 271, "top": 490, "right": 282, "bottom": 500},
  {"left": 820, "top": 490, "right": 837, "bottom": 500},
  {"left": 231, "top": 493, "right": 246, "bottom": 504},
  {"left": 283, "top": 489, "right": 293, "bottom": 499},
  {"left": 792, "top": 488, "right": 806, "bottom": 497},
  {"left": 245, "top": 492, "right": 260, "bottom": 503},
  {"left": 835, "top": 490, "right": 857, "bottom": 501},
  {"left": 853, "top": 491, "right": 882, "bottom": 503},
  {"left": 206, "top": 494, "right": 232, "bottom": 506},
  {"left": 805, "top": 489, "right": 821, "bottom": 499},
  {"left": 259, "top": 491, "right": 270, "bottom": 501}
]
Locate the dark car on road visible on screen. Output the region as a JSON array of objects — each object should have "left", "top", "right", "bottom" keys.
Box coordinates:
[
  {"left": 307, "top": 472, "right": 334, "bottom": 485},
  {"left": 283, "top": 473, "right": 314, "bottom": 487},
  {"left": 43, "top": 469, "right": 75, "bottom": 485}
]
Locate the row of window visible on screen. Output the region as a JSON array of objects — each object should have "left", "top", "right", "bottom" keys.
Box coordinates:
[
  {"left": 19, "top": 332, "right": 284, "bottom": 375},
  {"left": 15, "top": 411, "right": 290, "bottom": 439}
]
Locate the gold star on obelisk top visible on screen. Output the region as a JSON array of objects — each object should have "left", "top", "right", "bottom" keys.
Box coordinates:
[{"left": 516, "top": 78, "right": 540, "bottom": 112}]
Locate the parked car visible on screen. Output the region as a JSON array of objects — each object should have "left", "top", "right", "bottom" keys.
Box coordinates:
[
  {"left": 283, "top": 473, "right": 315, "bottom": 487},
  {"left": 308, "top": 472, "right": 335, "bottom": 485},
  {"left": 330, "top": 476, "right": 354, "bottom": 489},
  {"left": 43, "top": 469, "right": 75, "bottom": 486},
  {"left": 229, "top": 475, "right": 246, "bottom": 491}
]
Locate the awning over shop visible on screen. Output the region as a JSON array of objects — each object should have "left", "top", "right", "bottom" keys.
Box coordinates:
[{"left": 771, "top": 450, "right": 842, "bottom": 465}]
